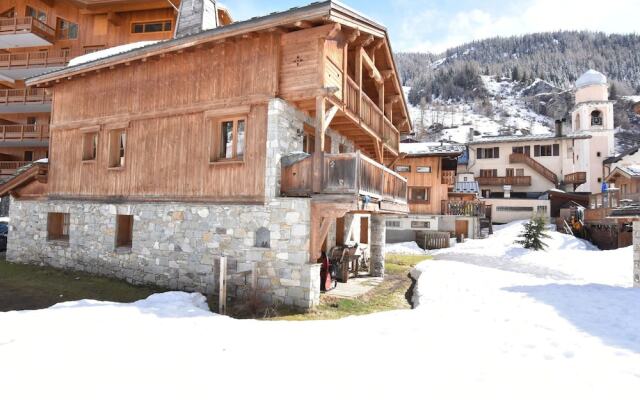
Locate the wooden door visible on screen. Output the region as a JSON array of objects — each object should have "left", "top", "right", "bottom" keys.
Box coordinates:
[
  {"left": 360, "top": 216, "right": 369, "bottom": 244},
  {"left": 336, "top": 217, "right": 345, "bottom": 245},
  {"left": 455, "top": 220, "right": 468, "bottom": 242}
]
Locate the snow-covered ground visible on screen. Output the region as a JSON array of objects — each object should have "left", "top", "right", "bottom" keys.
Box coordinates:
[
  {"left": 385, "top": 240, "right": 428, "bottom": 255},
  {"left": 406, "top": 76, "right": 554, "bottom": 143},
  {"left": 1, "top": 221, "right": 638, "bottom": 399}
]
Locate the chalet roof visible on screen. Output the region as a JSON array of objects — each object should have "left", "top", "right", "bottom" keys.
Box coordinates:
[
  {"left": 603, "top": 146, "right": 640, "bottom": 165},
  {"left": 452, "top": 181, "right": 480, "bottom": 195},
  {"left": 0, "top": 160, "right": 48, "bottom": 197},
  {"left": 468, "top": 133, "right": 591, "bottom": 146},
  {"left": 399, "top": 142, "right": 465, "bottom": 157},
  {"left": 25, "top": 1, "right": 410, "bottom": 130},
  {"left": 607, "top": 165, "right": 640, "bottom": 182}
]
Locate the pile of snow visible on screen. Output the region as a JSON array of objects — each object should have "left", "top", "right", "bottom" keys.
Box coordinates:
[
  {"left": 1, "top": 220, "right": 638, "bottom": 399},
  {"left": 386, "top": 241, "right": 427, "bottom": 255},
  {"left": 68, "top": 41, "right": 160, "bottom": 67}
]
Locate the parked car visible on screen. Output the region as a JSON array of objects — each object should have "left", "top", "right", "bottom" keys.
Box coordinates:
[{"left": 0, "top": 222, "right": 8, "bottom": 252}]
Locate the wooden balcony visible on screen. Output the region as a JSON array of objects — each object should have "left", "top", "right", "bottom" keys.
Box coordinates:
[
  {"left": 0, "top": 125, "right": 49, "bottom": 142},
  {"left": 0, "top": 161, "right": 31, "bottom": 177},
  {"left": 0, "top": 17, "right": 55, "bottom": 48},
  {"left": 585, "top": 191, "right": 640, "bottom": 221},
  {"left": 442, "top": 200, "right": 487, "bottom": 217},
  {"left": 564, "top": 172, "right": 587, "bottom": 185},
  {"left": 441, "top": 170, "right": 455, "bottom": 186},
  {"left": 477, "top": 175, "right": 532, "bottom": 186},
  {"left": 509, "top": 152, "right": 558, "bottom": 184},
  {"left": 281, "top": 151, "right": 408, "bottom": 211},
  {"left": 0, "top": 50, "right": 72, "bottom": 70},
  {"left": 0, "top": 88, "right": 51, "bottom": 105}
]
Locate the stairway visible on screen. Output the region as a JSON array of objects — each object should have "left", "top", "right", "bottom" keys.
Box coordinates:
[{"left": 509, "top": 153, "right": 558, "bottom": 185}]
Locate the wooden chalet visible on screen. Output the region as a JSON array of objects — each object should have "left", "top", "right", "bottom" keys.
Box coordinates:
[{"left": 3, "top": 1, "right": 411, "bottom": 309}]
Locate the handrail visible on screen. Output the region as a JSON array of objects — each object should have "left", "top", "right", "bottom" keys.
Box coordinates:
[
  {"left": 0, "top": 50, "right": 73, "bottom": 69},
  {"left": 477, "top": 175, "right": 532, "bottom": 186},
  {"left": 0, "top": 17, "right": 55, "bottom": 40},
  {"left": 509, "top": 152, "right": 558, "bottom": 184},
  {"left": 0, "top": 124, "right": 49, "bottom": 141},
  {"left": 0, "top": 88, "right": 51, "bottom": 104},
  {"left": 564, "top": 172, "right": 587, "bottom": 184}
]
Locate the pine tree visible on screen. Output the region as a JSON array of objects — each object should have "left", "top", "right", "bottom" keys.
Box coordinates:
[{"left": 515, "top": 217, "right": 551, "bottom": 251}]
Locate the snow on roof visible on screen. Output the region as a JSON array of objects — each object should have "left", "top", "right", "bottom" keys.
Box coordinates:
[
  {"left": 453, "top": 181, "right": 480, "bottom": 194},
  {"left": 68, "top": 41, "right": 162, "bottom": 67},
  {"left": 469, "top": 133, "right": 591, "bottom": 145},
  {"left": 576, "top": 69, "right": 607, "bottom": 89},
  {"left": 400, "top": 142, "right": 465, "bottom": 156},
  {"left": 618, "top": 165, "right": 640, "bottom": 177}
]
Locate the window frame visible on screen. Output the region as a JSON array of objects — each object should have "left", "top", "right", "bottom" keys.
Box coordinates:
[
  {"left": 81, "top": 126, "right": 99, "bottom": 162},
  {"left": 477, "top": 147, "right": 500, "bottom": 159},
  {"left": 47, "top": 212, "right": 70, "bottom": 242},
  {"left": 409, "top": 186, "right": 431, "bottom": 204},
  {"left": 56, "top": 17, "right": 79, "bottom": 40},
  {"left": 416, "top": 166, "right": 432, "bottom": 173},
  {"left": 108, "top": 129, "right": 127, "bottom": 169},
  {"left": 115, "top": 214, "right": 134, "bottom": 250},
  {"left": 208, "top": 114, "right": 248, "bottom": 164},
  {"left": 394, "top": 165, "right": 411, "bottom": 173},
  {"left": 131, "top": 20, "right": 173, "bottom": 34}
]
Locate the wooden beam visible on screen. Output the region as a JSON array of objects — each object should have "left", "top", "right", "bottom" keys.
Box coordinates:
[
  {"left": 347, "top": 28, "right": 360, "bottom": 43},
  {"left": 294, "top": 20, "right": 314, "bottom": 29},
  {"left": 360, "top": 34, "right": 375, "bottom": 48},
  {"left": 313, "top": 96, "right": 326, "bottom": 193},
  {"left": 361, "top": 48, "right": 383, "bottom": 85},
  {"left": 355, "top": 46, "right": 363, "bottom": 115},
  {"left": 381, "top": 69, "right": 394, "bottom": 80},
  {"left": 324, "top": 104, "right": 339, "bottom": 128}
]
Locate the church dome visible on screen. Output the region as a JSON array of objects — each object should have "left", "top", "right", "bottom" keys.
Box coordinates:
[{"left": 575, "top": 69, "right": 607, "bottom": 88}]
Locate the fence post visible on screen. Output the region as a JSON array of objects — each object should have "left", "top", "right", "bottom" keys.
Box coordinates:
[{"left": 218, "top": 257, "right": 227, "bottom": 315}]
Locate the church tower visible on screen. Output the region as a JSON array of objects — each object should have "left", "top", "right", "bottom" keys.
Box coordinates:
[{"left": 571, "top": 70, "right": 615, "bottom": 193}]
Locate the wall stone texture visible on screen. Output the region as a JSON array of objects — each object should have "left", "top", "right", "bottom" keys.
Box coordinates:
[{"left": 634, "top": 221, "right": 640, "bottom": 288}]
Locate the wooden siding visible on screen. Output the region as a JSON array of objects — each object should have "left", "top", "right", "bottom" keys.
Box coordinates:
[
  {"left": 48, "top": 34, "right": 281, "bottom": 201},
  {"left": 279, "top": 27, "right": 322, "bottom": 97},
  {"left": 394, "top": 156, "right": 450, "bottom": 214}
]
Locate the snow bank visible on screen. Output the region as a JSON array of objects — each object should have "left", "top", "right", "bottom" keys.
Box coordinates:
[
  {"left": 386, "top": 241, "right": 427, "bottom": 255},
  {"left": 68, "top": 41, "right": 160, "bottom": 67}
]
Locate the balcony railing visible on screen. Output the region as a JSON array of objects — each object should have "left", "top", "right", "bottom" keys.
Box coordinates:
[
  {"left": 0, "top": 17, "right": 55, "bottom": 43},
  {"left": 281, "top": 151, "right": 408, "bottom": 204},
  {"left": 509, "top": 152, "right": 558, "bottom": 184},
  {"left": 0, "top": 50, "right": 72, "bottom": 69},
  {"left": 0, "top": 161, "right": 31, "bottom": 176},
  {"left": 442, "top": 200, "right": 487, "bottom": 217},
  {"left": 477, "top": 175, "right": 532, "bottom": 186},
  {"left": 0, "top": 125, "right": 49, "bottom": 141},
  {"left": 441, "top": 170, "right": 455, "bottom": 185},
  {"left": 0, "top": 88, "right": 51, "bottom": 105},
  {"left": 564, "top": 172, "right": 587, "bottom": 185},
  {"left": 344, "top": 76, "right": 399, "bottom": 152}
]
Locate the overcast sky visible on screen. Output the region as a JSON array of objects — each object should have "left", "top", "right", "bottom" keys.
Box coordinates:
[{"left": 221, "top": 0, "right": 640, "bottom": 53}]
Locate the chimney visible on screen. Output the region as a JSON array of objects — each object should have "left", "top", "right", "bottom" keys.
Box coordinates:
[
  {"left": 555, "top": 119, "right": 563, "bottom": 137},
  {"left": 175, "top": 0, "right": 219, "bottom": 39}
]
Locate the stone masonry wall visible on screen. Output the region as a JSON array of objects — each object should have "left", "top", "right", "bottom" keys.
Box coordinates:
[{"left": 7, "top": 198, "right": 320, "bottom": 309}]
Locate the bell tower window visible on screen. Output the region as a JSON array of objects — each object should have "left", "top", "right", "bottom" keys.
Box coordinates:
[
  {"left": 591, "top": 110, "right": 603, "bottom": 127},
  {"left": 574, "top": 114, "right": 581, "bottom": 131}
]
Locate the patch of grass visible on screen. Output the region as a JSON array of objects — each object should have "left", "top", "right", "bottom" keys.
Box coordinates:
[
  {"left": 268, "top": 253, "right": 431, "bottom": 321},
  {"left": 0, "top": 259, "right": 167, "bottom": 312}
]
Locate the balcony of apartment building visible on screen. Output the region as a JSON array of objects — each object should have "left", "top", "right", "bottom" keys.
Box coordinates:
[
  {"left": 0, "top": 17, "right": 55, "bottom": 49},
  {"left": 586, "top": 190, "right": 640, "bottom": 221},
  {"left": 441, "top": 199, "right": 488, "bottom": 218},
  {"left": 0, "top": 49, "right": 73, "bottom": 82},
  {"left": 0, "top": 87, "right": 51, "bottom": 113}
]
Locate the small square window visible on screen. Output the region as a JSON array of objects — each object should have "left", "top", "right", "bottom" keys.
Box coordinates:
[
  {"left": 115, "top": 215, "right": 133, "bottom": 249},
  {"left": 82, "top": 131, "right": 98, "bottom": 161},
  {"left": 210, "top": 116, "right": 247, "bottom": 162},
  {"left": 409, "top": 187, "right": 430, "bottom": 203},
  {"left": 48, "top": 212, "right": 70, "bottom": 242},
  {"left": 108, "top": 130, "right": 126, "bottom": 168},
  {"left": 395, "top": 165, "right": 410, "bottom": 173},
  {"left": 416, "top": 166, "right": 432, "bottom": 173}
]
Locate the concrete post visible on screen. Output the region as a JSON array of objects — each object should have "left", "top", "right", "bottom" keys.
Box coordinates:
[
  {"left": 634, "top": 221, "right": 640, "bottom": 288},
  {"left": 370, "top": 214, "right": 386, "bottom": 277}
]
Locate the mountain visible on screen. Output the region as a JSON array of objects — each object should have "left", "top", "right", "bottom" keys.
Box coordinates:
[{"left": 395, "top": 31, "right": 640, "bottom": 152}]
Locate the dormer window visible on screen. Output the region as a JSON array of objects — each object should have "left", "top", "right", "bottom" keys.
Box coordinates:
[{"left": 591, "top": 110, "right": 603, "bottom": 126}]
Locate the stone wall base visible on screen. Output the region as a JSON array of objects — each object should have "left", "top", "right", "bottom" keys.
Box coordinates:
[{"left": 7, "top": 198, "right": 320, "bottom": 309}]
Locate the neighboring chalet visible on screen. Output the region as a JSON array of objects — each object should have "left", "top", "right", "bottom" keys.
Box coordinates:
[
  {"left": 385, "top": 142, "right": 486, "bottom": 247},
  {"left": 462, "top": 70, "right": 615, "bottom": 223},
  {"left": 0, "top": 1, "right": 412, "bottom": 309},
  {"left": 0, "top": 0, "right": 232, "bottom": 179}
]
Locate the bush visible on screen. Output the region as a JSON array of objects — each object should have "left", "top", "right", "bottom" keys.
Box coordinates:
[{"left": 515, "top": 217, "right": 550, "bottom": 251}]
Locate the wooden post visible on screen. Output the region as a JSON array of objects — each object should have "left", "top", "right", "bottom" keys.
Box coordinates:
[
  {"left": 313, "top": 96, "right": 326, "bottom": 193},
  {"left": 355, "top": 46, "right": 363, "bottom": 116},
  {"left": 218, "top": 257, "right": 227, "bottom": 315}
]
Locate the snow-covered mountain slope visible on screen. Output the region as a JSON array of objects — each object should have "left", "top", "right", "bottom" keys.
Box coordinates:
[{"left": 406, "top": 75, "right": 555, "bottom": 144}]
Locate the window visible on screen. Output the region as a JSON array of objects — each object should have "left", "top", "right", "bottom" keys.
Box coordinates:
[
  {"left": 480, "top": 169, "right": 498, "bottom": 177},
  {"left": 56, "top": 18, "right": 78, "bottom": 40},
  {"left": 47, "top": 212, "right": 70, "bottom": 242},
  {"left": 506, "top": 168, "right": 514, "bottom": 177},
  {"left": 575, "top": 114, "right": 581, "bottom": 131},
  {"left": 597, "top": 151, "right": 602, "bottom": 157},
  {"left": 82, "top": 131, "right": 98, "bottom": 161},
  {"left": 386, "top": 220, "right": 401, "bottom": 228},
  {"left": 512, "top": 146, "right": 531, "bottom": 155},
  {"left": 496, "top": 206, "right": 534, "bottom": 212},
  {"left": 591, "top": 110, "right": 603, "bottom": 126},
  {"left": 27, "top": 116, "right": 37, "bottom": 125},
  {"left": 534, "top": 144, "right": 559, "bottom": 157},
  {"left": 115, "top": 215, "right": 133, "bottom": 249},
  {"left": 395, "top": 165, "right": 410, "bottom": 173},
  {"left": 210, "top": 116, "right": 246, "bottom": 162},
  {"left": 255, "top": 227, "right": 270, "bottom": 248},
  {"left": 108, "top": 130, "right": 126, "bottom": 168},
  {"left": 24, "top": 151, "right": 33, "bottom": 162},
  {"left": 84, "top": 46, "right": 104, "bottom": 55},
  {"left": 481, "top": 189, "right": 491, "bottom": 198},
  {"left": 416, "top": 166, "right": 432, "bottom": 173},
  {"left": 411, "top": 221, "right": 431, "bottom": 229},
  {"left": 1, "top": 8, "right": 15, "bottom": 18},
  {"left": 26, "top": 6, "right": 46, "bottom": 23},
  {"left": 516, "top": 168, "right": 525, "bottom": 177},
  {"left": 477, "top": 147, "right": 500, "bottom": 159},
  {"left": 131, "top": 20, "right": 172, "bottom": 34},
  {"left": 409, "top": 187, "right": 430, "bottom": 203}
]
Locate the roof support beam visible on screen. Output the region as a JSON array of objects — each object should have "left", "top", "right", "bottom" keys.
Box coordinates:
[{"left": 361, "top": 47, "right": 383, "bottom": 85}]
